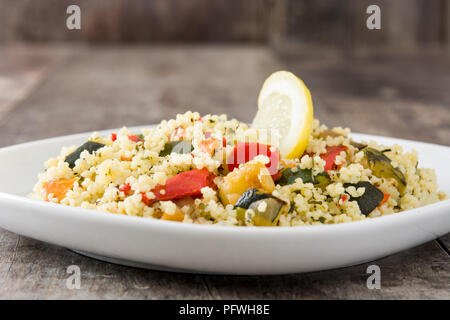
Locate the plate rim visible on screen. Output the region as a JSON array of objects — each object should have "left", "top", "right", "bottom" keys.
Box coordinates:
[{"left": 0, "top": 188, "right": 449, "bottom": 235}]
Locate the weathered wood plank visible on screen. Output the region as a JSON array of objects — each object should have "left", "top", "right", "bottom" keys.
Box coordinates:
[
  {"left": 0, "top": 229, "right": 20, "bottom": 289},
  {"left": 1, "top": 0, "right": 447, "bottom": 48},
  {"left": 0, "top": 230, "right": 212, "bottom": 299},
  {"left": 203, "top": 240, "right": 450, "bottom": 300},
  {"left": 0, "top": 45, "right": 282, "bottom": 147},
  {"left": 0, "top": 229, "right": 448, "bottom": 299},
  {"left": 279, "top": 46, "right": 450, "bottom": 145},
  {"left": 0, "top": 45, "right": 64, "bottom": 121},
  {"left": 271, "top": 0, "right": 448, "bottom": 50},
  {"left": 438, "top": 234, "right": 450, "bottom": 251},
  {"left": 0, "top": 0, "right": 269, "bottom": 43}
]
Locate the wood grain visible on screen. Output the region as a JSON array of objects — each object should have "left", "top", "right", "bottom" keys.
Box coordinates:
[
  {"left": 0, "top": 229, "right": 448, "bottom": 299},
  {"left": 0, "top": 45, "right": 448, "bottom": 299},
  {"left": 0, "top": 0, "right": 448, "bottom": 48},
  {"left": 279, "top": 45, "right": 450, "bottom": 144},
  {"left": 0, "top": 45, "right": 63, "bottom": 120},
  {"left": 0, "top": 0, "right": 270, "bottom": 43},
  {"left": 0, "top": 45, "right": 282, "bottom": 146}
]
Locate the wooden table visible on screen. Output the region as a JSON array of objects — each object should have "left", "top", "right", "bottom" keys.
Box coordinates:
[{"left": 0, "top": 45, "right": 448, "bottom": 299}]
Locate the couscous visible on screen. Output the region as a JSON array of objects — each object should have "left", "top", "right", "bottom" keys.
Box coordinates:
[{"left": 30, "top": 111, "right": 447, "bottom": 226}]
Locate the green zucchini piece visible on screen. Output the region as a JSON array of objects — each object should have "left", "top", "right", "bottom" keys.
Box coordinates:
[
  {"left": 234, "top": 188, "right": 287, "bottom": 226},
  {"left": 313, "top": 171, "right": 331, "bottom": 190},
  {"left": 234, "top": 188, "right": 269, "bottom": 209},
  {"left": 350, "top": 140, "right": 367, "bottom": 150},
  {"left": 159, "top": 141, "right": 178, "bottom": 156},
  {"left": 235, "top": 207, "right": 247, "bottom": 222},
  {"left": 343, "top": 181, "right": 384, "bottom": 216},
  {"left": 159, "top": 140, "right": 193, "bottom": 157},
  {"left": 249, "top": 197, "right": 286, "bottom": 226},
  {"left": 363, "top": 147, "right": 406, "bottom": 194},
  {"left": 277, "top": 166, "right": 313, "bottom": 186},
  {"left": 65, "top": 141, "right": 105, "bottom": 169},
  {"left": 278, "top": 166, "right": 331, "bottom": 190}
]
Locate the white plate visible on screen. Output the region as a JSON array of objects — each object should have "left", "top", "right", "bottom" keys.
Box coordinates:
[{"left": 0, "top": 128, "right": 449, "bottom": 275}]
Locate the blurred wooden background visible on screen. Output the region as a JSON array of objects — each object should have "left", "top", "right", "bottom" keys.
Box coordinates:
[
  {"left": 0, "top": 0, "right": 448, "bottom": 299},
  {"left": 0, "top": 0, "right": 449, "bottom": 49}
]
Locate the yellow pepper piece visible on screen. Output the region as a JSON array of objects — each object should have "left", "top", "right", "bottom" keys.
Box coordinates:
[{"left": 219, "top": 162, "right": 275, "bottom": 206}]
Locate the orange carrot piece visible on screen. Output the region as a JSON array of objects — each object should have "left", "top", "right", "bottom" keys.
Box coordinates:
[
  {"left": 200, "top": 138, "right": 218, "bottom": 155},
  {"left": 379, "top": 193, "right": 390, "bottom": 207},
  {"left": 43, "top": 177, "right": 78, "bottom": 201},
  {"left": 280, "top": 159, "right": 296, "bottom": 169},
  {"left": 161, "top": 210, "right": 185, "bottom": 222},
  {"left": 120, "top": 155, "right": 132, "bottom": 161}
]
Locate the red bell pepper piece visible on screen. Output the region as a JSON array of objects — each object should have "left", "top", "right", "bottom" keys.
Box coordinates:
[
  {"left": 142, "top": 168, "right": 216, "bottom": 205},
  {"left": 128, "top": 134, "right": 143, "bottom": 143},
  {"left": 141, "top": 192, "right": 152, "bottom": 205},
  {"left": 337, "top": 194, "right": 349, "bottom": 208},
  {"left": 111, "top": 133, "right": 117, "bottom": 142},
  {"left": 119, "top": 183, "right": 131, "bottom": 196},
  {"left": 227, "top": 142, "right": 280, "bottom": 177},
  {"left": 271, "top": 170, "right": 282, "bottom": 182},
  {"left": 320, "top": 145, "right": 347, "bottom": 172}
]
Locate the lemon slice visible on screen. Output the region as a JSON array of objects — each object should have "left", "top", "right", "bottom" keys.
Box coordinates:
[{"left": 252, "top": 71, "right": 313, "bottom": 159}]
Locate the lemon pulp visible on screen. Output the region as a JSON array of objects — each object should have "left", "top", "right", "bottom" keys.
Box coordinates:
[{"left": 252, "top": 71, "right": 313, "bottom": 159}]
